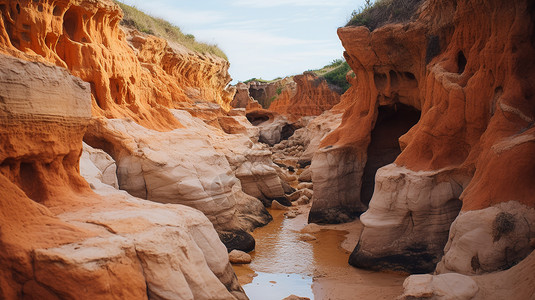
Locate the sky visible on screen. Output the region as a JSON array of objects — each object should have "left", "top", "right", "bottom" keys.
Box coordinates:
[{"left": 119, "top": 0, "right": 365, "bottom": 83}]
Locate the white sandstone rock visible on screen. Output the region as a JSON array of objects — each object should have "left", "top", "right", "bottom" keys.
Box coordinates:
[
  {"left": 436, "top": 201, "right": 535, "bottom": 275},
  {"left": 297, "top": 182, "right": 313, "bottom": 190},
  {"left": 349, "top": 164, "right": 464, "bottom": 273},
  {"left": 85, "top": 111, "right": 271, "bottom": 233},
  {"left": 228, "top": 250, "right": 252, "bottom": 264},
  {"left": 80, "top": 142, "right": 119, "bottom": 188},
  {"left": 399, "top": 273, "right": 479, "bottom": 300}
]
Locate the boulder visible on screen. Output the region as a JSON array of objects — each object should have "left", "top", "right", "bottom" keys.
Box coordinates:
[
  {"left": 436, "top": 202, "right": 535, "bottom": 275},
  {"left": 348, "top": 164, "right": 463, "bottom": 273},
  {"left": 218, "top": 230, "right": 256, "bottom": 253},
  {"left": 401, "top": 250, "right": 535, "bottom": 299},
  {"left": 298, "top": 168, "right": 312, "bottom": 182},
  {"left": 272, "top": 200, "right": 290, "bottom": 210},
  {"left": 399, "top": 274, "right": 479, "bottom": 300},
  {"left": 228, "top": 250, "right": 252, "bottom": 264}
]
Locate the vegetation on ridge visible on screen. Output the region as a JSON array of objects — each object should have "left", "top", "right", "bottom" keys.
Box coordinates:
[
  {"left": 346, "top": 0, "right": 424, "bottom": 31},
  {"left": 311, "top": 59, "right": 352, "bottom": 93},
  {"left": 114, "top": 1, "right": 228, "bottom": 60},
  {"left": 243, "top": 59, "right": 352, "bottom": 96}
]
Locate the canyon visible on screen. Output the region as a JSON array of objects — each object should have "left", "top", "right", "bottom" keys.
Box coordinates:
[{"left": 0, "top": 0, "right": 534, "bottom": 299}]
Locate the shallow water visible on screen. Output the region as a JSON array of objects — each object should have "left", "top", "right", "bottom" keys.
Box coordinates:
[
  {"left": 233, "top": 208, "right": 407, "bottom": 300},
  {"left": 242, "top": 272, "right": 313, "bottom": 300}
]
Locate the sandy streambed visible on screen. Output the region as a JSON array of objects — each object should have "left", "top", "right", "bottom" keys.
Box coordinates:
[{"left": 232, "top": 206, "right": 407, "bottom": 300}]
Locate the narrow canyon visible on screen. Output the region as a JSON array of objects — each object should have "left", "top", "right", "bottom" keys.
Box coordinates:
[{"left": 0, "top": 0, "right": 534, "bottom": 299}]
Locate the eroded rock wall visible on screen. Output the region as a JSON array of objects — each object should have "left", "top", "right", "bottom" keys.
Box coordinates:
[
  {"left": 0, "top": 54, "right": 246, "bottom": 299},
  {"left": 269, "top": 72, "right": 342, "bottom": 121},
  {"left": 311, "top": 0, "right": 535, "bottom": 274},
  {"left": 0, "top": 0, "right": 234, "bottom": 131}
]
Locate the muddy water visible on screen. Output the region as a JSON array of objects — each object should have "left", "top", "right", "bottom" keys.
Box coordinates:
[{"left": 233, "top": 208, "right": 407, "bottom": 300}]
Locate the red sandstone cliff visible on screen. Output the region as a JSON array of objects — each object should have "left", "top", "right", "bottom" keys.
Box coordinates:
[
  {"left": 310, "top": 0, "right": 535, "bottom": 275},
  {"left": 0, "top": 0, "right": 235, "bottom": 131},
  {"left": 269, "top": 72, "right": 342, "bottom": 121}
]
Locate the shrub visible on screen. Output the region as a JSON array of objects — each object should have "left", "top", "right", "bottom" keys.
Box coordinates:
[
  {"left": 492, "top": 212, "right": 516, "bottom": 242},
  {"left": 322, "top": 62, "right": 351, "bottom": 92},
  {"left": 346, "top": 0, "right": 425, "bottom": 31},
  {"left": 114, "top": 1, "right": 227, "bottom": 60}
]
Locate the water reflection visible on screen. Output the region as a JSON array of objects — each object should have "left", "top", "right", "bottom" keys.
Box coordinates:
[
  {"left": 248, "top": 210, "right": 314, "bottom": 275},
  {"left": 233, "top": 208, "right": 407, "bottom": 300},
  {"left": 242, "top": 272, "right": 313, "bottom": 300}
]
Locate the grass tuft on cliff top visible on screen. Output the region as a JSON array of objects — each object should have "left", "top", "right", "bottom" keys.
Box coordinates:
[
  {"left": 114, "top": 1, "right": 227, "bottom": 60},
  {"left": 346, "top": 0, "right": 424, "bottom": 31},
  {"left": 310, "top": 59, "right": 352, "bottom": 93}
]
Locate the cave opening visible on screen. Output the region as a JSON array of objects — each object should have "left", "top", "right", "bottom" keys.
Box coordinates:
[
  {"left": 246, "top": 111, "right": 271, "bottom": 126},
  {"left": 280, "top": 124, "right": 296, "bottom": 141},
  {"left": 63, "top": 7, "right": 80, "bottom": 42},
  {"left": 457, "top": 51, "right": 467, "bottom": 74},
  {"left": 360, "top": 103, "right": 421, "bottom": 206}
]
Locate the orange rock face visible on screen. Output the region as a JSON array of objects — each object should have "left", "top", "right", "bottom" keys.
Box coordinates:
[
  {"left": 0, "top": 53, "right": 247, "bottom": 300},
  {"left": 0, "top": 0, "right": 234, "bottom": 131},
  {"left": 310, "top": 0, "right": 535, "bottom": 273},
  {"left": 0, "top": 53, "right": 145, "bottom": 299},
  {"left": 269, "top": 72, "right": 342, "bottom": 121}
]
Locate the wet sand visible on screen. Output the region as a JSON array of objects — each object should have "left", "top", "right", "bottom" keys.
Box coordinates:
[{"left": 233, "top": 205, "right": 407, "bottom": 300}]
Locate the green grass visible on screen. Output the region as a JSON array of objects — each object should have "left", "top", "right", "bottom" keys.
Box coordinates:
[
  {"left": 242, "top": 77, "right": 283, "bottom": 84},
  {"left": 346, "top": 0, "right": 424, "bottom": 31},
  {"left": 114, "top": 1, "right": 227, "bottom": 60},
  {"left": 243, "top": 59, "right": 352, "bottom": 94},
  {"left": 310, "top": 59, "right": 352, "bottom": 93}
]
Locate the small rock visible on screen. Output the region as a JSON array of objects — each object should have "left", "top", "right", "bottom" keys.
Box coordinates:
[
  {"left": 299, "top": 234, "right": 317, "bottom": 242},
  {"left": 298, "top": 168, "right": 312, "bottom": 182},
  {"left": 228, "top": 250, "right": 252, "bottom": 264},
  {"left": 287, "top": 190, "right": 303, "bottom": 202},
  {"left": 282, "top": 181, "right": 296, "bottom": 194},
  {"left": 301, "top": 188, "right": 313, "bottom": 199},
  {"left": 284, "top": 210, "right": 299, "bottom": 218},
  {"left": 297, "top": 182, "right": 313, "bottom": 190},
  {"left": 301, "top": 223, "right": 321, "bottom": 233},
  {"left": 271, "top": 200, "right": 290, "bottom": 210},
  {"left": 296, "top": 195, "right": 310, "bottom": 205}
]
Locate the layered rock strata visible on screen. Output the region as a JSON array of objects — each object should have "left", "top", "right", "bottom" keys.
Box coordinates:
[
  {"left": 0, "top": 54, "right": 246, "bottom": 299},
  {"left": 246, "top": 77, "right": 295, "bottom": 108},
  {"left": 311, "top": 0, "right": 535, "bottom": 275},
  {"left": 400, "top": 249, "right": 535, "bottom": 299},
  {"left": 231, "top": 82, "right": 261, "bottom": 110},
  {"left": 269, "top": 72, "right": 342, "bottom": 121},
  {"left": 0, "top": 0, "right": 234, "bottom": 131},
  {"left": 84, "top": 110, "right": 273, "bottom": 240}
]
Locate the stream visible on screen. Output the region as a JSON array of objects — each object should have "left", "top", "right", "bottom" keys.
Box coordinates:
[{"left": 232, "top": 207, "right": 407, "bottom": 300}]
